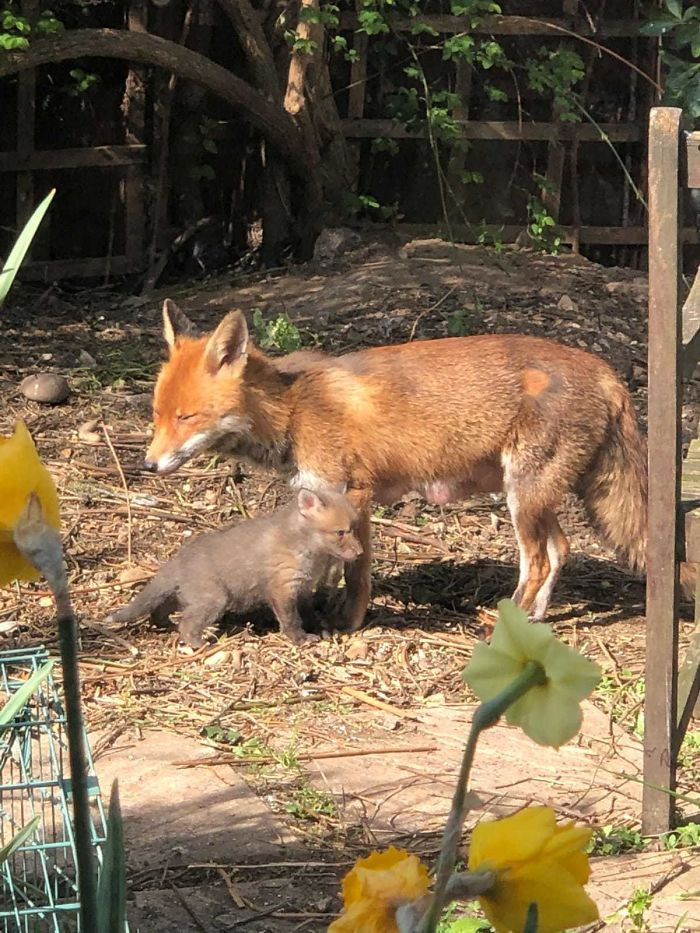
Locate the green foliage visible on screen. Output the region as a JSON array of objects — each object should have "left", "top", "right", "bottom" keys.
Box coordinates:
[
  {"left": 68, "top": 68, "right": 100, "bottom": 96},
  {"left": 252, "top": 309, "right": 303, "bottom": 353},
  {"left": 641, "top": 1, "right": 700, "bottom": 122},
  {"left": 447, "top": 307, "right": 471, "bottom": 337},
  {"left": 589, "top": 824, "right": 646, "bottom": 856},
  {"left": 622, "top": 887, "right": 653, "bottom": 931},
  {"left": 662, "top": 821, "right": 700, "bottom": 849},
  {"left": 0, "top": 188, "right": 56, "bottom": 308},
  {"left": 526, "top": 178, "right": 563, "bottom": 254},
  {"left": 0, "top": 4, "right": 63, "bottom": 49},
  {"left": 437, "top": 903, "right": 493, "bottom": 932},
  {"left": 96, "top": 781, "right": 127, "bottom": 933},
  {"left": 0, "top": 660, "right": 53, "bottom": 720},
  {"left": 526, "top": 47, "right": 585, "bottom": 122},
  {"left": 0, "top": 815, "right": 40, "bottom": 865},
  {"left": 285, "top": 785, "right": 338, "bottom": 821}
]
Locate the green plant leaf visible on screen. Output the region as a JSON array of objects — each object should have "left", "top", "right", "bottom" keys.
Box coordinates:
[
  {"left": 0, "top": 661, "right": 54, "bottom": 725},
  {"left": 0, "top": 815, "right": 41, "bottom": 865},
  {"left": 97, "top": 780, "right": 127, "bottom": 933},
  {"left": 0, "top": 188, "right": 55, "bottom": 307}
]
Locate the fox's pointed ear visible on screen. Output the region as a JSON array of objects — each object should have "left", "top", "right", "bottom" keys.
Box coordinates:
[
  {"left": 162, "top": 299, "right": 197, "bottom": 350},
  {"left": 205, "top": 310, "right": 249, "bottom": 373},
  {"left": 297, "top": 488, "right": 324, "bottom": 515}
]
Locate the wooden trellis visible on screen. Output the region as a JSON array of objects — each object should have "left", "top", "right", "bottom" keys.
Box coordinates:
[
  {"left": 340, "top": 5, "right": 700, "bottom": 251},
  {"left": 644, "top": 107, "right": 700, "bottom": 835},
  {"left": 1, "top": 0, "right": 147, "bottom": 280}
]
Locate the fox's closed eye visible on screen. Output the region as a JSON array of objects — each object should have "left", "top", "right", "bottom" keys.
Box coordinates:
[{"left": 177, "top": 412, "right": 197, "bottom": 422}]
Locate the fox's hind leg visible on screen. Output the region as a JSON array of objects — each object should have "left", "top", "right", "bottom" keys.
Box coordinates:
[
  {"left": 531, "top": 510, "right": 570, "bottom": 620},
  {"left": 503, "top": 453, "right": 570, "bottom": 618},
  {"left": 177, "top": 597, "right": 224, "bottom": 649}
]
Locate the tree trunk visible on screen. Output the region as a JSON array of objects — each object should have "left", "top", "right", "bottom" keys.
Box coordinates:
[{"left": 215, "top": 0, "right": 293, "bottom": 260}]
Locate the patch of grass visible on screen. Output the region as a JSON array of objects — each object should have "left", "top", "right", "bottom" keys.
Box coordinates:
[
  {"left": 596, "top": 672, "right": 645, "bottom": 738},
  {"left": 252, "top": 308, "right": 303, "bottom": 352},
  {"left": 622, "top": 887, "right": 653, "bottom": 931},
  {"left": 437, "top": 903, "right": 493, "bottom": 932},
  {"left": 663, "top": 821, "right": 700, "bottom": 850},
  {"left": 589, "top": 824, "right": 646, "bottom": 856},
  {"left": 285, "top": 785, "right": 338, "bottom": 822}
]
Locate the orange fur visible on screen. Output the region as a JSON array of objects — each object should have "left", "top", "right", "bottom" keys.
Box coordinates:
[{"left": 146, "top": 303, "right": 651, "bottom": 631}]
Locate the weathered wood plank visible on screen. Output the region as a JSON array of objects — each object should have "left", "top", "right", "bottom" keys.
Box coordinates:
[
  {"left": 347, "top": 0, "right": 369, "bottom": 190},
  {"left": 686, "top": 132, "right": 700, "bottom": 188},
  {"left": 123, "top": 0, "right": 147, "bottom": 274},
  {"left": 644, "top": 106, "right": 683, "bottom": 836},
  {"left": 19, "top": 255, "right": 133, "bottom": 280},
  {"left": 681, "top": 267, "right": 700, "bottom": 378},
  {"left": 341, "top": 118, "right": 642, "bottom": 141},
  {"left": 395, "top": 221, "right": 698, "bottom": 246},
  {"left": 338, "top": 13, "right": 642, "bottom": 36},
  {"left": 16, "top": 0, "right": 37, "bottom": 233},
  {"left": 0, "top": 145, "right": 147, "bottom": 172}
]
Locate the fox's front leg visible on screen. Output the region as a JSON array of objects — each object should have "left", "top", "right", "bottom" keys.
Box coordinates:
[
  {"left": 270, "top": 588, "right": 319, "bottom": 646},
  {"left": 339, "top": 495, "right": 372, "bottom": 632}
]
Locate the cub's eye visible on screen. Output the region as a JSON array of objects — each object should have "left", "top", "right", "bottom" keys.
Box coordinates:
[
  {"left": 336, "top": 530, "right": 347, "bottom": 539},
  {"left": 176, "top": 412, "right": 197, "bottom": 423}
]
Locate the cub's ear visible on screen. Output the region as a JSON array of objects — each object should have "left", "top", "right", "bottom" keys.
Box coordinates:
[
  {"left": 205, "top": 309, "right": 249, "bottom": 374},
  {"left": 162, "top": 299, "right": 198, "bottom": 350},
  {"left": 297, "top": 488, "right": 324, "bottom": 515}
]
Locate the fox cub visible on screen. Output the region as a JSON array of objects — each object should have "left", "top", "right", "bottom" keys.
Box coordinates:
[{"left": 106, "top": 488, "right": 362, "bottom": 646}]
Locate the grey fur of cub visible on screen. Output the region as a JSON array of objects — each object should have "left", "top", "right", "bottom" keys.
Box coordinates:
[{"left": 105, "top": 488, "right": 361, "bottom": 646}]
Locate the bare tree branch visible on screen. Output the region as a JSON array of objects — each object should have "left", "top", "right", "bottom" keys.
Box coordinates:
[{"left": 0, "top": 29, "right": 310, "bottom": 180}]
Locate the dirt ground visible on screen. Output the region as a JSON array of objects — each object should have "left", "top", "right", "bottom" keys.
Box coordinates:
[{"left": 1, "top": 235, "right": 699, "bottom": 930}]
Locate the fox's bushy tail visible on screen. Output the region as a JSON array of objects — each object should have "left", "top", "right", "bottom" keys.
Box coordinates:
[
  {"left": 578, "top": 382, "right": 647, "bottom": 572},
  {"left": 106, "top": 575, "right": 170, "bottom": 625}
]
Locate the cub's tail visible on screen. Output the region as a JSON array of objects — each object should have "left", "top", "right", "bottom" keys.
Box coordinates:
[{"left": 106, "top": 575, "right": 170, "bottom": 626}]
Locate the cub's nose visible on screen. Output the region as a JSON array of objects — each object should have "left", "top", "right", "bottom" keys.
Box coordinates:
[{"left": 143, "top": 459, "right": 159, "bottom": 473}]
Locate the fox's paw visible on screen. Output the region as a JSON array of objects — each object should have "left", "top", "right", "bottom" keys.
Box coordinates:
[{"left": 285, "top": 630, "right": 321, "bottom": 647}]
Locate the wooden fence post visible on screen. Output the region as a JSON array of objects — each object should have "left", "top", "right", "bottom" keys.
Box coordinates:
[{"left": 643, "top": 106, "right": 683, "bottom": 836}]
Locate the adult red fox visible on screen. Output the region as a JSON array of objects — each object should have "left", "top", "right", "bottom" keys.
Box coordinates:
[{"left": 144, "top": 300, "right": 649, "bottom": 632}]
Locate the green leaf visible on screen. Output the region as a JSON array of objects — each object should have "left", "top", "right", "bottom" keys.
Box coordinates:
[
  {"left": 0, "top": 815, "right": 41, "bottom": 865},
  {"left": 665, "top": 0, "right": 683, "bottom": 20},
  {"left": 0, "top": 188, "right": 55, "bottom": 307},
  {"left": 0, "top": 661, "right": 54, "bottom": 724},
  {"left": 410, "top": 22, "right": 439, "bottom": 37},
  {"left": 97, "top": 780, "right": 127, "bottom": 933}
]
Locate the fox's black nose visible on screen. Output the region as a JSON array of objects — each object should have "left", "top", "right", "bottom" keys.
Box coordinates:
[{"left": 143, "top": 459, "right": 158, "bottom": 473}]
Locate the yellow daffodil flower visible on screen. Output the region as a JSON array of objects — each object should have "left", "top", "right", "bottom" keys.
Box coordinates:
[
  {"left": 468, "top": 806, "right": 598, "bottom": 933},
  {"left": 0, "top": 421, "right": 60, "bottom": 585},
  {"left": 463, "top": 599, "right": 601, "bottom": 748},
  {"left": 328, "top": 846, "right": 431, "bottom": 933}
]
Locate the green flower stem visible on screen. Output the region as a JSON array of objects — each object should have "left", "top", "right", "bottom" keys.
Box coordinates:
[
  {"left": 14, "top": 505, "right": 98, "bottom": 930},
  {"left": 418, "top": 661, "right": 547, "bottom": 933}
]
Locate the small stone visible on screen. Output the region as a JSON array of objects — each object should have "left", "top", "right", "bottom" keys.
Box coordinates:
[
  {"left": 118, "top": 566, "right": 151, "bottom": 585},
  {"left": 203, "top": 649, "right": 231, "bottom": 667},
  {"left": 20, "top": 373, "right": 70, "bottom": 404},
  {"left": 345, "top": 640, "right": 369, "bottom": 661},
  {"left": 78, "top": 419, "right": 101, "bottom": 445},
  {"left": 77, "top": 349, "right": 97, "bottom": 369},
  {"left": 557, "top": 294, "right": 577, "bottom": 312},
  {"left": 313, "top": 227, "right": 361, "bottom": 264}
]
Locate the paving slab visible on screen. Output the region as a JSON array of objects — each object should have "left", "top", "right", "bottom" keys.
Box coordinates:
[
  {"left": 306, "top": 699, "right": 643, "bottom": 839},
  {"left": 94, "top": 729, "right": 300, "bottom": 871}
]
